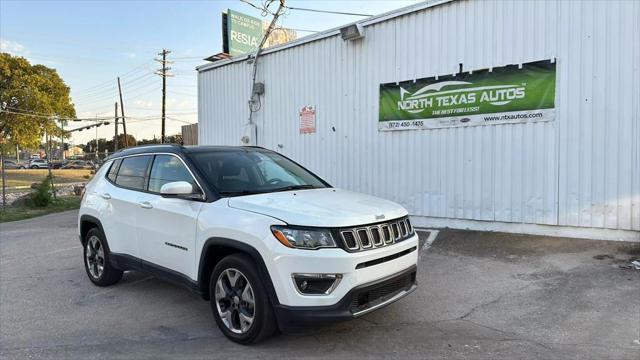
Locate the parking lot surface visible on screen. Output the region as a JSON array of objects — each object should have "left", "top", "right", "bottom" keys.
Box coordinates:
[{"left": 1, "top": 210, "right": 639, "bottom": 359}]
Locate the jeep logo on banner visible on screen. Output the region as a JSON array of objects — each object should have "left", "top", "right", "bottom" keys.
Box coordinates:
[{"left": 378, "top": 60, "right": 556, "bottom": 131}]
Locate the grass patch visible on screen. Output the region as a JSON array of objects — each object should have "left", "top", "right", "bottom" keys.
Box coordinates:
[
  {"left": 0, "top": 196, "right": 81, "bottom": 223},
  {"left": 3, "top": 169, "right": 93, "bottom": 188}
]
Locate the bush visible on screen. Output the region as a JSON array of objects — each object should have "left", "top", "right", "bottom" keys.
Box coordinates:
[{"left": 31, "top": 175, "right": 53, "bottom": 207}]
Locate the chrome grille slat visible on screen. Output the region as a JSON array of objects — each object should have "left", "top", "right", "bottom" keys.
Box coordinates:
[
  {"left": 391, "top": 223, "right": 400, "bottom": 240},
  {"left": 356, "top": 228, "right": 373, "bottom": 248},
  {"left": 339, "top": 217, "right": 414, "bottom": 252},
  {"left": 381, "top": 225, "right": 392, "bottom": 244},
  {"left": 399, "top": 220, "right": 408, "bottom": 237},
  {"left": 369, "top": 226, "right": 383, "bottom": 246},
  {"left": 405, "top": 218, "right": 413, "bottom": 234},
  {"left": 341, "top": 230, "right": 359, "bottom": 250}
]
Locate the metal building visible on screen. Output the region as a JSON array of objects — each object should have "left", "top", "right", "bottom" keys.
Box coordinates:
[{"left": 197, "top": 0, "right": 640, "bottom": 241}]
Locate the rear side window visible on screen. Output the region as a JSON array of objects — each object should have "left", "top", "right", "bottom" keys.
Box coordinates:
[
  {"left": 148, "top": 155, "right": 195, "bottom": 193},
  {"left": 106, "top": 159, "right": 122, "bottom": 182},
  {"left": 115, "top": 156, "right": 151, "bottom": 190}
]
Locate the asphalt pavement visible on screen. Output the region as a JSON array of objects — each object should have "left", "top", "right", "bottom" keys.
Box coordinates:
[{"left": 1, "top": 210, "right": 639, "bottom": 359}]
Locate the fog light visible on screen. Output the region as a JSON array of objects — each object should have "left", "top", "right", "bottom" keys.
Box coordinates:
[{"left": 292, "top": 273, "right": 342, "bottom": 295}]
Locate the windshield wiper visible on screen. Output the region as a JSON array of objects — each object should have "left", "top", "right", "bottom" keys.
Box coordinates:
[
  {"left": 219, "top": 185, "right": 318, "bottom": 196},
  {"left": 270, "top": 184, "right": 317, "bottom": 192},
  {"left": 218, "top": 189, "right": 266, "bottom": 196}
]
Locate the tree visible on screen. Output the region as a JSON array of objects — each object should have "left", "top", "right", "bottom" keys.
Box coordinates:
[
  {"left": 84, "top": 134, "right": 136, "bottom": 154},
  {"left": 0, "top": 53, "right": 75, "bottom": 149},
  {"left": 0, "top": 53, "right": 75, "bottom": 207},
  {"left": 83, "top": 138, "right": 109, "bottom": 154},
  {"left": 110, "top": 134, "right": 136, "bottom": 151},
  {"left": 137, "top": 134, "right": 182, "bottom": 146}
]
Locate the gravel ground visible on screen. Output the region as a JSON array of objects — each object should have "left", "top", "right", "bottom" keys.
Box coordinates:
[{"left": 1, "top": 210, "right": 639, "bottom": 359}]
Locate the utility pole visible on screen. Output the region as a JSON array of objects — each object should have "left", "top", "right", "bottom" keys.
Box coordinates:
[
  {"left": 95, "top": 115, "right": 99, "bottom": 160},
  {"left": 155, "top": 49, "right": 173, "bottom": 143},
  {"left": 117, "top": 77, "right": 129, "bottom": 147},
  {"left": 45, "top": 129, "right": 57, "bottom": 200},
  {"left": 114, "top": 102, "right": 119, "bottom": 151},
  {"left": 60, "top": 119, "right": 65, "bottom": 160}
]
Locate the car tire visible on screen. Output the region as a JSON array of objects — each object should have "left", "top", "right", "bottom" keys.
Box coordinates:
[
  {"left": 83, "top": 227, "right": 123, "bottom": 286},
  {"left": 209, "top": 254, "right": 277, "bottom": 344},
  {"left": 30, "top": 165, "right": 38, "bottom": 169}
]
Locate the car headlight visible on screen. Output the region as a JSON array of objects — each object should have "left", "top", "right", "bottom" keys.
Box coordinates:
[{"left": 270, "top": 226, "right": 337, "bottom": 249}]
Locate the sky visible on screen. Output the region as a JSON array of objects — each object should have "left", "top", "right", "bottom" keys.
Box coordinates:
[{"left": 0, "top": 0, "right": 420, "bottom": 146}]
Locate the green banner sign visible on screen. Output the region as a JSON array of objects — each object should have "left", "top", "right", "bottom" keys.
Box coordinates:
[
  {"left": 227, "top": 9, "right": 263, "bottom": 56},
  {"left": 379, "top": 60, "right": 556, "bottom": 130}
]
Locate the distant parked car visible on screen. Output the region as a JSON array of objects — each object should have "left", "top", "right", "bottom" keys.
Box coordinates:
[
  {"left": 29, "top": 159, "right": 49, "bottom": 169},
  {"left": 50, "top": 161, "right": 67, "bottom": 169},
  {"left": 2, "top": 160, "right": 26, "bottom": 169},
  {"left": 62, "top": 160, "right": 93, "bottom": 169}
]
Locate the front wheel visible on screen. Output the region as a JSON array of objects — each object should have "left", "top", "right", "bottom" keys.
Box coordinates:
[
  {"left": 209, "top": 254, "right": 276, "bottom": 344},
  {"left": 83, "top": 228, "right": 123, "bottom": 286}
]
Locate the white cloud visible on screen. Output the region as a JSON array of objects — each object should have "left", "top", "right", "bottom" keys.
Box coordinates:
[
  {"left": 125, "top": 52, "right": 137, "bottom": 58},
  {"left": 167, "top": 98, "right": 194, "bottom": 109},
  {"left": 0, "top": 39, "right": 30, "bottom": 56},
  {"left": 134, "top": 100, "right": 153, "bottom": 108}
]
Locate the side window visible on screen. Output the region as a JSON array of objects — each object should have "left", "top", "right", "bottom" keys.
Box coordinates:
[
  {"left": 115, "top": 156, "right": 151, "bottom": 190},
  {"left": 148, "top": 155, "right": 195, "bottom": 193},
  {"left": 106, "top": 159, "right": 122, "bottom": 182}
]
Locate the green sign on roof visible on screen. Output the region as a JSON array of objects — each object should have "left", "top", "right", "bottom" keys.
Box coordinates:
[{"left": 226, "top": 9, "right": 263, "bottom": 56}]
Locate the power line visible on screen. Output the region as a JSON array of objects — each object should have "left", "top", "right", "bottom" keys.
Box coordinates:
[
  {"left": 284, "top": 6, "right": 372, "bottom": 17},
  {"left": 0, "top": 109, "right": 110, "bottom": 121},
  {"left": 75, "top": 61, "right": 153, "bottom": 93},
  {"left": 73, "top": 72, "right": 155, "bottom": 101}
]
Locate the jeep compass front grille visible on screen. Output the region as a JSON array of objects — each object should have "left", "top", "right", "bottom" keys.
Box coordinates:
[{"left": 338, "top": 217, "right": 414, "bottom": 252}]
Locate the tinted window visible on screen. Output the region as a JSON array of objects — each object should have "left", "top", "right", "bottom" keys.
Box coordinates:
[
  {"left": 189, "top": 150, "right": 327, "bottom": 195},
  {"left": 115, "top": 156, "right": 151, "bottom": 190},
  {"left": 107, "top": 159, "right": 121, "bottom": 182},
  {"left": 148, "top": 155, "right": 194, "bottom": 193}
]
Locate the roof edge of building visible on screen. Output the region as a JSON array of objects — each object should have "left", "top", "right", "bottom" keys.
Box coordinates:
[{"left": 196, "top": 0, "right": 455, "bottom": 73}]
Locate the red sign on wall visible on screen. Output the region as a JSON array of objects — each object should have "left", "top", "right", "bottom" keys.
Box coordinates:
[{"left": 299, "top": 105, "right": 316, "bottom": 134}]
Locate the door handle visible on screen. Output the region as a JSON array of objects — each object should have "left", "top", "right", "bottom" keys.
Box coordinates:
[
  {"left": 100, "top": 193, "right": 111, "bottom": 200},
  {"left": 138, "top": 201, "right": 153, "bottom": 209}
]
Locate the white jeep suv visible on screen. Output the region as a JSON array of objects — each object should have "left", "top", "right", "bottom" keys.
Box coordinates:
[{"left": 78, "top": 145, "right": 418, "bottom": 344}]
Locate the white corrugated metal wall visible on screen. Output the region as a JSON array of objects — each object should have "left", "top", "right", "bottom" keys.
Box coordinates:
[{"left": 198, "top": 0, "right": 640, "bottom": 239}]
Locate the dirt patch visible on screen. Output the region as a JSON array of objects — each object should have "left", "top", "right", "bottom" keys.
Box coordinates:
[{"left": 430, "top": 229, "right": 635, "bottom": 260}]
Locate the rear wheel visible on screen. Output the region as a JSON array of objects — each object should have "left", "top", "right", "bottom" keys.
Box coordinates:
[
  {"left": 209, "top": 254, "right": 276, "bottom": 344},
  {"left": 83, "top": 228, "right": 123, "bottom": 286}
]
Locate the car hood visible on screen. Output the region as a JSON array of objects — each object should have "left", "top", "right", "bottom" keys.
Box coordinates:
[{"left": 227, "top": 188, "right": 407, "bottom": 227}]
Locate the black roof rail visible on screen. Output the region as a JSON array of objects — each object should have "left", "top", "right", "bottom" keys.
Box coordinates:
[{"left": 105, "top": 143, "right": 185, "bottom": 160}]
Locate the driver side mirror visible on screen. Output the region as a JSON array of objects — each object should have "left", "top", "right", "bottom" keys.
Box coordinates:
[{"left": 160, "top": 181, "right": 202, "bottom": 200}]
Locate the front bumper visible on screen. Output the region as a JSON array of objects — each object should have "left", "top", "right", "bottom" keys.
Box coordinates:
[
  {"left": 274, "top": 265, "right": 417, "bottom": 332},
  {"left": 266, "top": 233, "right": 419, "bottom": 307}
]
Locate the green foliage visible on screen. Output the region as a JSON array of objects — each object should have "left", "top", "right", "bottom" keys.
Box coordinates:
[
  {"left": 30, "top": 175, "right": 53, "bottom": 207},
  {"left": 0, "top": 53, "right": 76, "bottom": 150},
  {"left": 138, "top": 134, "right": 182, "bottom": 145},
  {"left": 83, "top": 134, "right": 137, "bottom": 153}
]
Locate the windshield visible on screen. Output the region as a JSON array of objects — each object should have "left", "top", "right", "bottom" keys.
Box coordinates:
[{"left": 189, "top": 150, "right": 329, "bottom": 196}]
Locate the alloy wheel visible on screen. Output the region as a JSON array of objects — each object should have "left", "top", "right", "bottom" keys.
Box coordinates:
[
  {"left": 85, "top": 235, "right": 105, "bottom": 279},
  {"left": 214, "top": 268, "right": 256, "bottom": 334}
]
